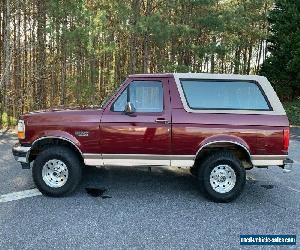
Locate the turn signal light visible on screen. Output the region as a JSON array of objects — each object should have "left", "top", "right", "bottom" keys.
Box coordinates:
[{"left": 17, "top": 120, "right": 25, "bottom": 140}]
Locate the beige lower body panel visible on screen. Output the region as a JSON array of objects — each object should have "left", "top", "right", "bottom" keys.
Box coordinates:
[
  {"left": 251, "top": 155, "right": 286, "bottom": 166},
  {"left": 83, "top": 154, "right": 103, "bottom": 166},
  {"left": 83, "top": 154, "right": 287, "bottom": 167},
  {"left": 83, "top": 154, "right": 194, "bottom": 167}
]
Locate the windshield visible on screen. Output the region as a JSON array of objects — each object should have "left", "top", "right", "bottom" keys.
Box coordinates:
[{"left": 100, "top": 84, "right": 123, "bottom": 108}]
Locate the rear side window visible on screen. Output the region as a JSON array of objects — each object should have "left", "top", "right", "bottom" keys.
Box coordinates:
[{"left": 180, "top": 79, "right": 271, "bottom": 111}]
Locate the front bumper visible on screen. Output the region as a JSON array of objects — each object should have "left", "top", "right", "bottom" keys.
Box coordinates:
[{"left": 12, "top": 143, "right": 31, "bottom": 166}]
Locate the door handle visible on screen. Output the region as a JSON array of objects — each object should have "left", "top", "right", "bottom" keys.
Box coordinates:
[{"left": 155, "top": 118, "right": 169, "bottom": 124}]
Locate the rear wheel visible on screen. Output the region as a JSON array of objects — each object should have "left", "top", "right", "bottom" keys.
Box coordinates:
[
  {"left": 190, "top": 166, "right": 198, "bottom": 177},
  {"left": 32, "top": 146, "right": 82, "bottom": 197},
  {"left": 197, "top": 151, "right": 246, "bottom": 202}
]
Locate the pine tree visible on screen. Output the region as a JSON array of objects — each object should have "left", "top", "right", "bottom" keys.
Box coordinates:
[
  {"left": 0, "top": 0, "right": 276, "bottom": 126},
  {"left": 260, "top": 0, "right": 300, "bottom": 100}
]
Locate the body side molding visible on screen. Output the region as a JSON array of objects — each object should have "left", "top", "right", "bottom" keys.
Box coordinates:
[{"left": 83, "top": 152, "right": 287, "bottom": 167}]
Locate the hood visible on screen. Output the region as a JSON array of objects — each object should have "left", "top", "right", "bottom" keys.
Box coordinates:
[
  {"left": 20, "top": 106, "right": 103, "bottom": 125},
  {"left": 26, "top": 105, "right": 101, "bottom": 114}
]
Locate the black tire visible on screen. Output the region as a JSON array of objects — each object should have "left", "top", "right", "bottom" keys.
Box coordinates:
[
  {"left": 197, "top": 151, "right": 246, "bottom": 203},
  {"left": 190, "top": 166, "right": 198, "bottom": 177},
  {"left": 32, "top": 146, "right": 82, "bottom": 197}
]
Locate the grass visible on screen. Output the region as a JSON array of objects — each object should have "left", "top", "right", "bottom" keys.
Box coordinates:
[
  {"left": 283, "top": 98, "right": 300, "bottom": 126},
  {"left": 0, "top": 113, "right": 17, "bottom": 129}
]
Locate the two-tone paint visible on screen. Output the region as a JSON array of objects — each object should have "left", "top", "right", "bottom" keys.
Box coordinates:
[{"left": 14, "top": 73, "right": 290, "bottom": 168}]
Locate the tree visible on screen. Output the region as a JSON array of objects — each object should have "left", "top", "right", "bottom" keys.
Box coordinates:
[
  {"left": 0, "top": 0, "right": 12, "bottom": 125},
  {"left": 260, "top": 0, "right": 300, "bottom": 100},
  {"left": 0, "top": 0, "right": 275, "bottom": 126}
]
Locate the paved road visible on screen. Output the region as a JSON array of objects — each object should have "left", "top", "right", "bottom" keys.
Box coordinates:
[{"left": 0, "top": 131, "right": 299, "bottom": 250}]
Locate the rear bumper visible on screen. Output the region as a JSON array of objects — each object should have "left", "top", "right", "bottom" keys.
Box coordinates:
[
  {"left": 282, "top": 158, "right": 293, "bottom": 173},
  {"left": 12, "top": 143, "right": 31, "bottom": 164},
  {"left": 251, "top": 155, "right": 293, "bottom": 172},
  {"left": 251, "top": 155, "right": 287, "bottom": 166}
]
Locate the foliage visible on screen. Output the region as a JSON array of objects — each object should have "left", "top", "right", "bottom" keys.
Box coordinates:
[
  {"left": 260, "top": 0, "right": 300, "bottom": 100},
  {"left": 0, "top": 0, "right": 282, "bottom": 126},
  {"left": 0, "top": 113, "right": 17, "bottom": 128},
  {"left": 283, "top": 98, "right": 300, "bottom": 126}
]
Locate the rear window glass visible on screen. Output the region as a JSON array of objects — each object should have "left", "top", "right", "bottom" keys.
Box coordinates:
[{"left": 180, "top": 79, "right": 271, "bottom": 111}]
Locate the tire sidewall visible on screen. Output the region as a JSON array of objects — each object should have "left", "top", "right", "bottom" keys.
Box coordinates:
[
  {"left": 201, "top": 157, "right": 246, "bottom": 202},
  {"left": 33, "top": 148, "right": 81, "bottom": 196}
]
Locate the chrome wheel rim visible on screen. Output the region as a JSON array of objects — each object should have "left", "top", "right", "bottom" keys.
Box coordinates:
[
  {"left": 209, "top": 164, "right": 236, "bottom": 193},
  {"left": 42, "top": 159, "right": 69, "bottom": 188}
]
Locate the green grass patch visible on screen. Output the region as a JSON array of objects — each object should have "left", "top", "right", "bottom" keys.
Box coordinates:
[
  {"left": 0, "top": 113, "right": 17, "bottom": 128},
  {"left": 1, "top": 112, "right": 8, "bottom": 127},
  {"left": 283, "top": 98, "right": 300, "bottom": 126}
]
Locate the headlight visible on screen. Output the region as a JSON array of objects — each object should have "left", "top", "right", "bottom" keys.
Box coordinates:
[{"left": 17, "top": 120, "right": 25, "bottom": 139}]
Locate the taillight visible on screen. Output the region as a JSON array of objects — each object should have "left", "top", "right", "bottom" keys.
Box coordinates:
[{"left": 283, "top": 128, "right": 289, "bottom": 151}]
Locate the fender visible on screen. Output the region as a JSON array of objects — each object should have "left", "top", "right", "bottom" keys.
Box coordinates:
[
  {"left": 20, "top": 131, "right": 84, "bottom": 165},
  {"left": 196, "top": 134, "right": 251, "bottom": 158},
  {"left": 31, "top": 130, "right": 81, "bottom": 149}
]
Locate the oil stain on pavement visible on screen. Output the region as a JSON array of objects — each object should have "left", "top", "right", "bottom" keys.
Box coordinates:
[
  {"left": 85, "top": 187, "right": 112, "bottom": 199},
  {"left": 261, "top": 184, "right": 274, "bottom": 189}
]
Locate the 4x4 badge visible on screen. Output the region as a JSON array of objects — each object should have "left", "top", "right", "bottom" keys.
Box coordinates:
[{"left": 75, "top": 131, "right": 89, "bottom": 137}]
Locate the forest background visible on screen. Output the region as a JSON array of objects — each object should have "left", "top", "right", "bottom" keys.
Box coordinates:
[{"left": 0, "top": 0, "right": 300, "bottom": 126}]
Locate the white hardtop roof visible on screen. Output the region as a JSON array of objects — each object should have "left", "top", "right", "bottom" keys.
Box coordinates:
[
  {"left": 131, "top": 73, "right": 266, "bottom": 80},
  {"left": 173, "top": 73, "right": 267, "bottom": 81},
  {"left": 172, "top": 73, "right": 286, "bottom": 115}
]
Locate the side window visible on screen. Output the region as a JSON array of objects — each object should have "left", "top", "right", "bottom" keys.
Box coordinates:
[
  {"left": 180, "top": 79, "right": 271, "bottom": 111},
  {"left": 112, "top": 80, "right": 164, "bottom": 112},
  {"left": 113, "top": 88, "right": 127, "bottom": 112},
  {"left": 130, "top": 81, "right": 163, "bottom": 112}
]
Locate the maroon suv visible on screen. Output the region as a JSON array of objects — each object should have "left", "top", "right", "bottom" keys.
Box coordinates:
[{"left": 12, "top": 73, "right": 293, "bottom": 202}]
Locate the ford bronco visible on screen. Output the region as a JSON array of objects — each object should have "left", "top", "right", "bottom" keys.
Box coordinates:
[{"left": 12, "top": 73, "right": 293, "bottom": 202}]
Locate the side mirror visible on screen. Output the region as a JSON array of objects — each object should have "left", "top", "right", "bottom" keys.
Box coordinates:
[{"left": 124, "top": 102, "right": 136, "bottom": 114}]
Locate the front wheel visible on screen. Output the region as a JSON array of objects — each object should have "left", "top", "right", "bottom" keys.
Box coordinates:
[
  {"left": 32, "top": 146, "right": 82, "bottom": 197},
  {"left": 197, "top": 151, "right": 246, "bottom": 202}
]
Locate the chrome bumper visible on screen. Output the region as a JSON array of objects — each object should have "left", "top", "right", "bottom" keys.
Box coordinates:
[{"left": 12, "top": 143, "right": 31, "bottom": 164}]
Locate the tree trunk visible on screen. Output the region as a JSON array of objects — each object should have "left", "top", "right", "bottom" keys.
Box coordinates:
[
  {"left": 36, "top": 0, "right": 47, "bottom": 109},
  {"left": 210, "top": 36, "right": 216, "bottom": 73},
  {"left": 242, "top": 47, "right": 248, "bottom": 74},
  {"left": 256, "top": 40, "right": 263, "bottom": 73},
  {"left": 1, "top": 0, "right": 12, "bottom": 125},
  {"left": 129, "top": 0, "right": 140, "bottom": 74},
  {"left": 234, "top": 47, "right": 241, "bottom": 74},
  {"left": 247, "top": 45, "right": 253, "bottom": 74}
]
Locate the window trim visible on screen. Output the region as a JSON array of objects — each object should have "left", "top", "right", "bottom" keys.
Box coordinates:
[
  {"left": 172, "top": 73, "right": 286, "bottom": 115},
  {"left": 179, "top": 79, "right": 273, "bottom": 112},
  {"left": 110, "top": 87, "right": 128, "bottom": 112},
  {"left": 110, "top": 80, "right": 165, "bottom": 113}
]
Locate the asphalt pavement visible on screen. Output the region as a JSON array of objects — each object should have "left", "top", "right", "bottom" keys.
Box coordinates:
[{"left": 0, "top": 130, "right": 299, "bottom": 250}]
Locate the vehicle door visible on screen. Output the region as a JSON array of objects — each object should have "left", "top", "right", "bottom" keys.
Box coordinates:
[{"left": 100, "top": 77, "right": 171, "bottom": 166}]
